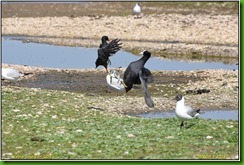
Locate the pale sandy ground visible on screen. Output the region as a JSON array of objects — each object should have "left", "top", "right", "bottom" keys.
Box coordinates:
[{"left": 2, "top": 13, "right": 238, "bottom": 58}]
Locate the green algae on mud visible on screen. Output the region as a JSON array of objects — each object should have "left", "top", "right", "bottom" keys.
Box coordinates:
[{"left": 1, "top": 86, "right": 239, "bottom": 159}]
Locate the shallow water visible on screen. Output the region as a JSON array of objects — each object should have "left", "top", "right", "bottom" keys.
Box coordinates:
[
  {"left": 2, "top": 37, "right": 238, "bottom": 71},
  {"left": 133, "top": 110, "right": 238, "bottom": 120}
]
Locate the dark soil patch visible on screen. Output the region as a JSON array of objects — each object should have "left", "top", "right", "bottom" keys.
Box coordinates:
[{"left": 2, "top": 70, "right": 202, "bottom": 97}]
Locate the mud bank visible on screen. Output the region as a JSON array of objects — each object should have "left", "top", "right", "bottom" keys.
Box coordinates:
[{"left": 2, "top": 64, "right": 238, "bottom": 114}]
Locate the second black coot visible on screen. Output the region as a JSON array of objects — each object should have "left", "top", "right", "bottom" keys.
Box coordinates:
[
  {"left": 123, "top": 50, "right": 154, "bottom": 108},
  {"left": 95, "top": 36, "right": 122, "bottom": 72}
]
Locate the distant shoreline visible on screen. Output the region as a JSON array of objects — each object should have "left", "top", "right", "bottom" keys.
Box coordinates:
[{"left": 2, "top": 2, "right": 238, "bottom": 59}]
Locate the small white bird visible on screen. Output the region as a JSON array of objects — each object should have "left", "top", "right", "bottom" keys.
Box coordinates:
[
  {"left": 175, "top": 95, "right": 200, "bottom": 127},
  {"left": 133, "top": 3, "right": 141, "bottom": 18},
  {"left": 2, "top": 68, "right": 23, "bottom": 81},
  {"left": 106, "top": 69, "right": 126, "bottom": 91}
]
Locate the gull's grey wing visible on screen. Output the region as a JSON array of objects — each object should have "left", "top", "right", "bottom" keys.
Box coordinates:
[
  {"left": 185, "top": 106, "right": 200, "bottom": 117},
  {"left": 6, "top": 70, "right": 22, "bottom": 79},
  {"left": 7, "top": 72, "right": 19, "bottom": 78},
  {"left": 139, "top": 70, "right": 154, "bottom": 108}
]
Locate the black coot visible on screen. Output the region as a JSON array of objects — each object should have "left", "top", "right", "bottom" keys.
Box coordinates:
[
  {"left": 95, "top": 36, "right": 122, "bottom": 72},
  {"left": 123, "top": 50, "right": 154, "bottom": 108}
]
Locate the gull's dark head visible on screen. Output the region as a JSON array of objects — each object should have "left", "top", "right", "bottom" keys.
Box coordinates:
[
  {"left": 175, "top": 95, "right": 183, "bottom": 102},
  {"left": 101, "top": 36, "right": 109, "bottom": 42}
]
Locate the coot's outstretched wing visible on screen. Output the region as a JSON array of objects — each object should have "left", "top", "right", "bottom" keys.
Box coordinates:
[
  {"left": 96, "top": 38, "right": 122, "bottom": 70},
  {"left": 98, "top": 38, "right": 122, "bottom": 57},
  {"left": 139, "top": 69, "right": 154, "bottom": 108}
]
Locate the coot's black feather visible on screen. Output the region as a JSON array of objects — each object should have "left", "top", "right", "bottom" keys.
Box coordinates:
[{"left": 95, "top": 36, "right": 122, "bottom": 71}]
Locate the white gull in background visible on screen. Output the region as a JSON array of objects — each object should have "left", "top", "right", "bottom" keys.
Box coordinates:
[{"left": 133, "top": 3, "right": 141, "bottom": 18}]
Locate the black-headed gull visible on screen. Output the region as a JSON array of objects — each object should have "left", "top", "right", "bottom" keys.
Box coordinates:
[{"left": 175, "top": 95, "right": 200, "bottom": 127}]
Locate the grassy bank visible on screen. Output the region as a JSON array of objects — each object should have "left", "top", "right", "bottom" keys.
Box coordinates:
[{"left": 2, "top": 86, "right": 238, "bottom": 159}]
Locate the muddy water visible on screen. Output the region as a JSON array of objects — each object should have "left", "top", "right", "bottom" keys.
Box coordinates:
[
  {"left": 2, "top": 37, "right": 238, "bottom": 71},
  {"left": 133, "top": 110, "right": 238, "bottom": 120}
]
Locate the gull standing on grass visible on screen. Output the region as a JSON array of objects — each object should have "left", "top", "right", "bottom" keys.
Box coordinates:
[{"left": 175, "top": 95, "right": 200, "bottom": 127}]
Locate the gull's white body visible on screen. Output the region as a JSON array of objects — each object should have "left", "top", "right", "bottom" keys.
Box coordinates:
[
  {"left": 106, "top": 72, "right": 125, "bottom": 90},
  {"left": 175, "top": 96, "right": 199, "bottom": 120},
  {"left": 133, "top": 3, "right": 141, "bottom": 15},
  {"left": 2, "top": 68, "right": 23, "bottom": 81}
]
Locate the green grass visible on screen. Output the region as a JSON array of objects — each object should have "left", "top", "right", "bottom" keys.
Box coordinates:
[{"left": 2, "top": 86, "right": 238, "bottom": 160}]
